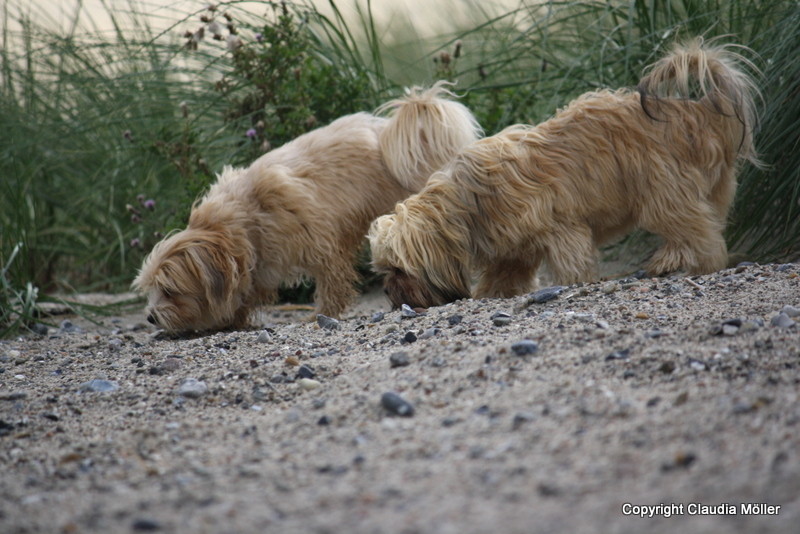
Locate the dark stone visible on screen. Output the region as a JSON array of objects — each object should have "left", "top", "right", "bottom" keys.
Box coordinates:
[
  {"left": 511, "top": 340, "right": 538, "bottom": 356},
  {"left": 381, "top": 392, "right": 415, "bottom": 417}
]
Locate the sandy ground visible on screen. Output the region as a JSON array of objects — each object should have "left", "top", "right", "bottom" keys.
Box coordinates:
[{"left": 1, "top": 261, "right": 799, "bottom": 534}]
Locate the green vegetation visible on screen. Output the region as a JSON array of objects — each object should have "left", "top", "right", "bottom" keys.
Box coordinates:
[{"left": 1, "top": 0, "right": 797, "bottom": 335}]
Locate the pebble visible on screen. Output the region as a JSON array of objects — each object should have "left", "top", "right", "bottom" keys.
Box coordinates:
[
  {"left": 317, "top": 315, "right": 340, "bottom": 330},
  {"left": 389, "top": 352, "right": 411, "bottom": 368},
  {"left": 770, "top": 313, "right": 795, "bottom": 329},
  {"left": 296, "top": 365, "right": 315, "bottom": 379},
  {"left": 131, "top": 517, "right": 162, "bottom": 531},
  {"left": 491, "top": 311, "right": 512, "bottom": 326},
  {"left": 298, "top": 378, "right": 322, "bottom": 391},
  {"left": 601, "top": 282, "right": 619, "bottom": 294},
  {"left": 512, "top": 411, "right": 536, "bottom": 430},
  {"left": 177, "top": 378, "right": 208, "bottom": 398},
  {"left": 417, "top": 327, "right": 440, "bottom": 339},
  {"left": 370, "top": 312, "right": 385, "bottom": 323},
  {"left": 529, "top": 286, "right": 565, "bottom": 304},
  {"left": 381, "top": 392, "right": 415, "bottom": 417},
  {"left": 605, "top": 349, "right": 630, "bottom": 361},
  {"left": 447, "top": 314, "right": 463, "bottom": 326},
  {"left": 59, "top": 320, "right": 82, "bottom": 334},
  {"left": 781, "top": 305, "right": 800, "bottom": 318},
  {"left": 402, "top": 331, "right": 417, "bottom": 344},
  {"left": 722, "top": 323, "right": 739, "bottom": 336},
  {"left": 688, "top": 358, "right": 707, "bottom": 371},
  {"left": 511, "top": 339, "right": 538, "bottom": 356},
  {"left": 79, "top": 379, "right": 120, "bottom": 393},
  {"left": 256, "top": 330, "right": 272, "bottom": 343},
  {"left": 29, "top": 324, "right": 48, "bottom": 336},
  {"left": 400, "top": 304, "right": 418, "bottom": 318}
]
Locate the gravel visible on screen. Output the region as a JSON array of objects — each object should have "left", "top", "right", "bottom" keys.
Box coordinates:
[{"left": 0, "top": 262, "right": 798, "bottom": 534}]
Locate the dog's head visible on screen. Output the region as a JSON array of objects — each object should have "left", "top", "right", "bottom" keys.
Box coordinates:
[
  {"left": 132, "top": 227, "right": 253, "bottom": 332},
  {"left": 368, "top": 212, "right": 470, "bottom": 310}
]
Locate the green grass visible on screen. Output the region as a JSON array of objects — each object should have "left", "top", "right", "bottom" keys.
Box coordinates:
[{"left": 1, "top": 0, "right": 798, "bottom": 335}]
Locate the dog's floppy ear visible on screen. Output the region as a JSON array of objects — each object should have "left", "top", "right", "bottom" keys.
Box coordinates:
[{"left": 184, "top": 229, "right": 252, "bottom": 311}]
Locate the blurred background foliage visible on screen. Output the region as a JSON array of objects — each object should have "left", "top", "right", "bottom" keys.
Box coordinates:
[{"left": 1, "top": 0, "right": 798, "bottom": 335}]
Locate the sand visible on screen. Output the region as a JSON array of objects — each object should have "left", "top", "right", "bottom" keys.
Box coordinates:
[{"left": 1, "top": 261, "right": 799, "bottom": 533}]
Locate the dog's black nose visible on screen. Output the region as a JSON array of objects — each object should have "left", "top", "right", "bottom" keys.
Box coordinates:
[{"left": 147, "top": 314, "right": 156, "bottom": 325}]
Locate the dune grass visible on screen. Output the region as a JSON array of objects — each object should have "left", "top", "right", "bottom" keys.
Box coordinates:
[{"left": 0, "top": 0, "right": 797, "bottom": 335}]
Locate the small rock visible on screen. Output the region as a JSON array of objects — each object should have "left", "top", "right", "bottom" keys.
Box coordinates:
[
  {"left": 296, "top": 365, "right": 315, "bottom": 379},
  {"left": 770, "top": 313, "right": 795, "bottom": 329},
  {"left": 381, "top": 392, "right": 415, "bottom": 417},
  {"left": 131, "top": 518, "right": 162, "bottom": 531},
  {"left": 491, "top": 311, "right": 512, "bottom": 326},
  {"left": 317, "top": 415, "right": 332, "bottom": 426},
  {"left": 722, "top": 323, "right": 739, "bottom": 336},
  {"left": 389, "top": 352, "right": 411, "bottom": 368},
  {"left": 400, "top": 304, "right": 418, "bottom": 318},
  {"left": 661, "top": 451, "right": 697, "bottom": 472},
  {"left": 688, "top": 358, "right": 707, "bottom": 371},
  {"left": 177, "top": 378, "right": 208, "bottom": 398},
  {"left": 447, "top": 314, "right": 463, "bottom": 326},
  {"left": 107, "top": 338, "right": 123, "bottom": 351},
  {"left": 634, "top": 311, "right": 649, "bottom": 320},
  {"left": 0, "top": 391, "right": 28, "bottom": 401},
  {"left": 512, "top": 412, "right": 536, "bottom": 430},
  {"left": 780, "top": 305, "right": 800, "bottom": 318},
  {"left": 510, "top": 339, "right": 538, "bottom": 356},
  {"left": 29, "top": 324, "right": 48, "bottom": 336},
  {"left": 256, "top": 330, "right": 272, "bottom": 343},
  {"left": 739, "top": 320, "right": 761, "bottom": 333},
  {"left": 605, "top": 349, "right": 630, "bottom": 361},
  {"left": 529, "top": 286, "right": 565, "bottom": 304},
  {"left": 573, "top": 313, "right": 594, "bottom": 323},
  {"left": 79, "top": 379, "right": 119, "bottom": 393},
  {"left": 601, "top": 282, "right": 619, "bottom": 294},
  {"left": 59, "top": 320, "right": 82, "bottom": 334},
  {"left": 402, "top": 331, "right": 417, "bottom": 344},
  {"left": 417, "top": 327, "right": 440, "bottom": 339},
  {"left": 317, "top": 315, "right": 340, "bottom": 330},
  {"left": 659, "top": 361, "right": 676, "bottom": 374},
  {"left": 370, "top": 312, "right": 385, "bottom": 323},
  {"left": 298, "top": 378, "right": 322, "bottom": 391}
]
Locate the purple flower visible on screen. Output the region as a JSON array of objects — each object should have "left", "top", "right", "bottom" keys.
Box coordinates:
[
  {"left": 255, "top": 33, "right": 263, "bottom": 43},
  {"left": 143, "top": 199, "right": 156, "bottom": 210},
  {"left": 130, "top": 238, "right": 141, "bottom": 248},
  {"left": 246, "top": 128, "right": 257, "bottom": 138}
]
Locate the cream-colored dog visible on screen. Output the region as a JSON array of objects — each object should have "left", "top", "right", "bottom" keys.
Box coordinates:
[
  {"left": 369, "top": 39, "right": 759, "bottom": 309},
  {"left": 133, "top": 83, "right": 481, "bottom": 331}
]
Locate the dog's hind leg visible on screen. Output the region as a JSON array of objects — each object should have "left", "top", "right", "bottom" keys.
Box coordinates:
[
  {"left": 542, "top": 222, "right": 598, "bottom": 284},
  {"left": 474, "top": 254, "right": 542, "bottom": 299},
  {"left": 643, "top": 197, "right": 727, "bottom": 276}
]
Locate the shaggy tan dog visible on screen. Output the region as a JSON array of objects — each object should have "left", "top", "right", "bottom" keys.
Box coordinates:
[
  {"left": 133, "top": 83, "right": 481, "bottom": 332},
  {"left": 369, "top": 39, "right": 759, "bottom": 309}
]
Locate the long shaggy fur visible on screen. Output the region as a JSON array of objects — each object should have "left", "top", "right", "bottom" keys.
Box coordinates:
[
  {"left": 133, "top": 82, "right": 481, "bottom": 332},
  {"left": 369, "top": 39, "right": 759, "bottom": 310}
]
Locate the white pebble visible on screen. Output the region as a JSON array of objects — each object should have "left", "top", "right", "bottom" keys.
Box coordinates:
[{"left": 298, "top": 378, "right": 322, "bottom": 391}]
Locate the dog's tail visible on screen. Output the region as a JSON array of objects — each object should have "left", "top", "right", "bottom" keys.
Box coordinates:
[
  {"left": 377, "top": 81, "right": 482, "bottom": 191},
  {"left": 638, "top": 37, "right": 760, "bottom": 165}
]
